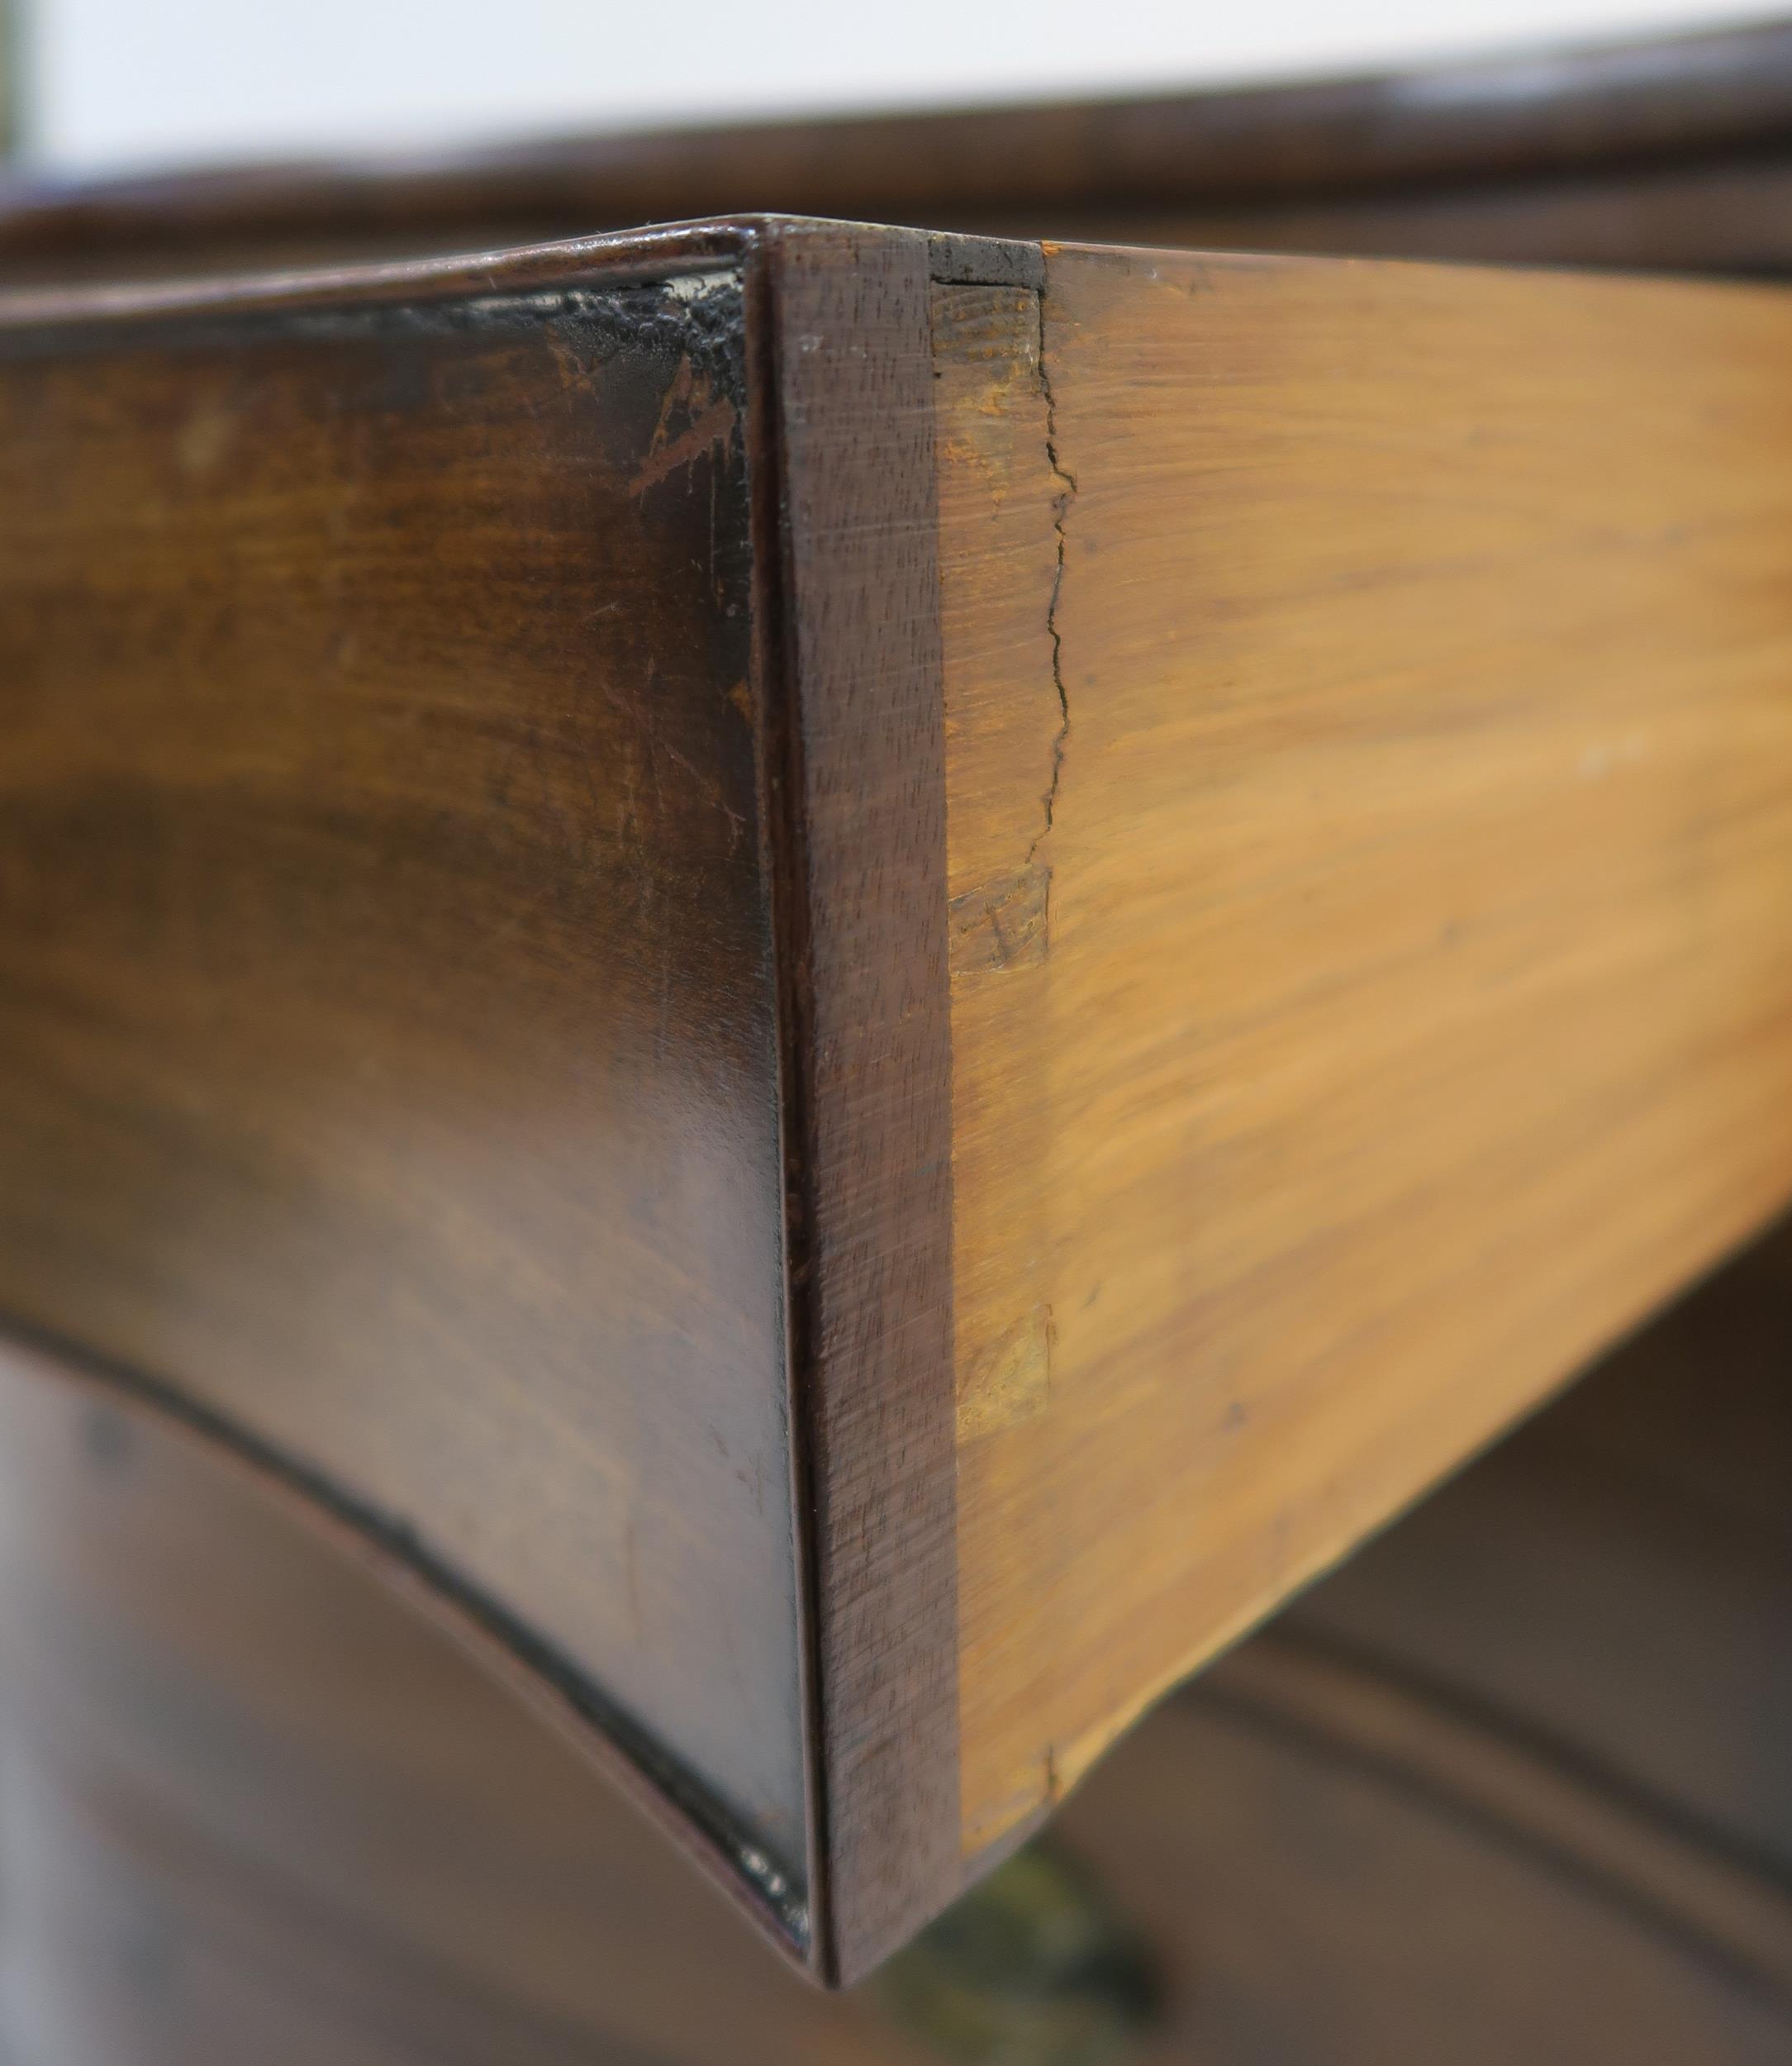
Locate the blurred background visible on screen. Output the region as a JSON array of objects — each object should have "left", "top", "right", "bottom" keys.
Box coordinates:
[{"left": 1, "top": 0, "right": 1786, "bottom": 178}]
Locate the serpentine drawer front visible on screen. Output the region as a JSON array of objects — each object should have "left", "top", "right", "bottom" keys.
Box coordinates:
[{"left": 7, "top": 130, "right": 1792, "bottom": 1987}]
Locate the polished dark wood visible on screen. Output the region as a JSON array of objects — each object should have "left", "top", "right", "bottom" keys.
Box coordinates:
[
  {"left": 0, "top": 224, "right": 811, "bottom": 1943},
  {"left": 7, "top": 20, "right": 1792, "bottom": 283}
]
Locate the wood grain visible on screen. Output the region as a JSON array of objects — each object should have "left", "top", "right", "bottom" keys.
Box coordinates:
[
  {"left": 937, "top": 244, "right": 1792, "bottom": 1859},
  {"left": 0, "top": 228, "right": 810, "bottom": 1931}
]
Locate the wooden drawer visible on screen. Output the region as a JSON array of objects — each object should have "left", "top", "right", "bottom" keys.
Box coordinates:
[{"left": 5, "top": 25, "right": 1792, "bottom": 1993}]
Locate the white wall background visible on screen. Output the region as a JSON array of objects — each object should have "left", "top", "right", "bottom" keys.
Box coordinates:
[{"left": 18, "top": 0, "right": 1787, "bottom": 176}]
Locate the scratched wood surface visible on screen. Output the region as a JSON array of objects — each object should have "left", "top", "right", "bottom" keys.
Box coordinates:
[
  {"left": 935, "top": 244, "right": 1792, "bottom": 1861},
  {"left": 0, "top": 230, "right": 812, "bottom": 1934}
]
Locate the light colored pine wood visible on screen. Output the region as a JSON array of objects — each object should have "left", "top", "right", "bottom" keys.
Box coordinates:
[{"left": 936, "top": 245, "right": 1792, "bottom": 1859}]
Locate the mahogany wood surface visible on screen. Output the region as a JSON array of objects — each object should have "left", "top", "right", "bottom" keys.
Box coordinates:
[{"left": 0, "top": 225, "right": 811, "bottom": 1940}]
